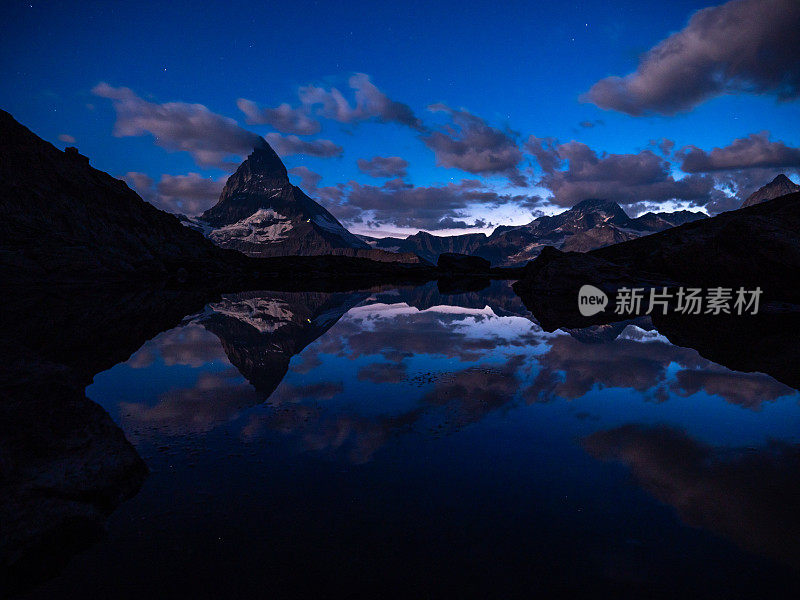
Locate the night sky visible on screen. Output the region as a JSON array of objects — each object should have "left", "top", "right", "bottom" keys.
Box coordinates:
[{"left": 2, "top": 0, "right": 799, "bottom": 236}]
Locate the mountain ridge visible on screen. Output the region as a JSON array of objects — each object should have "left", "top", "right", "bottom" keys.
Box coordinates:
[
  {"left": 0, "top": 109, "right": 243, "bottom": 283},
  {"left": 362, "top": 200, "right": 707, "bottom": 265}
]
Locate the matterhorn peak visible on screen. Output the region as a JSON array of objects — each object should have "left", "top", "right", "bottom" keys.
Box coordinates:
[
  {"left": 236, "top": 138, "right": 289, "bottom": 182},
  {"left": 194, "top": 137, "right": 369, "bottom": 256}
]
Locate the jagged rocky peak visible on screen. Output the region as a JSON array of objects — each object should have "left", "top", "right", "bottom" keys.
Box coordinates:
[
  {"left": 202, "top": 139, "right": 291, "bottom": 227},
  {"left": 232, "top": 139, "right": 289, "bottom": 183},
  {"left": 569, "top": 198, "right": 628, "bottom": 218},
  {"left": 192, "top": 138, "right": 374, "bottom": 257},
  {"left": 542, "top": 198, "right": 630, "bottom": 233},
  {"left": 763, "top": 173, "right": 797, "bottom": 192},
  {"left": 770, "top": 174, "right": 792, "bottom": 185},
  {"left": 742, "top": 173, "right": 800, "bottom": 208},
  {"left": 571, "top": 198, "right": 621, "bottom": 211}
]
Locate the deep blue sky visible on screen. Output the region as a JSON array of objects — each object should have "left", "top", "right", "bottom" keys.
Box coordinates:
[{"left": 2, "top": 0, "right": 799, "bottom": 235}]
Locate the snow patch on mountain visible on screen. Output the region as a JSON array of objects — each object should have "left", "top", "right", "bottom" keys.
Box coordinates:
[
  {"left": 177, "top": 215, "right": 214, "bottom": 237},
  {"left": 209, "top": 208, "right": 294, "bottom": 245}
]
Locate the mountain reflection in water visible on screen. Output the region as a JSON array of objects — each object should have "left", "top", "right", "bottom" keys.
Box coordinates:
[{"left": 5, "top": 280, "right": 800, "bottom": 598}]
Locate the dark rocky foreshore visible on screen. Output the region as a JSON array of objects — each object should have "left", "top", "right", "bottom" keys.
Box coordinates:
[
  {"left": 0, "top": 352, "right": 147, "bottom": 595},
  {"left": 0, "top": 287, "right": 221, "bottom": 594}
]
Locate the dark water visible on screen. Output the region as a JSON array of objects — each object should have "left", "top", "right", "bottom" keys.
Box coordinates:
[{"left": 14, "top": 281, "right": 800, "bottom": 598}]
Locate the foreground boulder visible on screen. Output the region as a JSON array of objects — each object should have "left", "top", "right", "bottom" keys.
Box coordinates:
[{"left": 437, "top": 252, "right": 490, "bottom": 273}]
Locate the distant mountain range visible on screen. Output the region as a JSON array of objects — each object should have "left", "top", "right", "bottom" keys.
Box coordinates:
[
  {"left": 358, "top": 230, "right": 488, "bottom": 263},
  {"left": 359, "top": 175, "right": 798, "bottom": 265},
  {"left": 169, "top": 134, "right": 800, "bottom": 268},
  {"left": 515, "top": 189, "right": 800, "bottom": 319},
  {"left": 360, "top": 199, "right": 707, "bottom": 265}
]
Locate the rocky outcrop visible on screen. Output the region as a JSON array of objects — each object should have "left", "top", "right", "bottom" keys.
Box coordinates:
[
  {"left": 0, "top": 110, "right": 241, "bottom": 284},
  {"left": 362, "top": 231, "right": 488, "bottom": 264},
  {"left": 437, "top": 252, "right": 490, "bottom": 273}
]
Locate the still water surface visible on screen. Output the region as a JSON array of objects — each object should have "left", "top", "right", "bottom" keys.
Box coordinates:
[{"left": 23, "top": 281, "right": 800, "bottom": 598}]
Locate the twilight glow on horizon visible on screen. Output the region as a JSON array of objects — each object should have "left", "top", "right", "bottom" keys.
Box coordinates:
[{"left": 2, "top": 0, "right": 799, "bottom": 237}]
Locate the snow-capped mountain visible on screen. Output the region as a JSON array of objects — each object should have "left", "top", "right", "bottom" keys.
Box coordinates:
[
  {"left": 185, "top": 140, "right": 370, "bottom": 257},
  {"left": 363, "top": 199, "right": 707, "bottom": 266}
]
